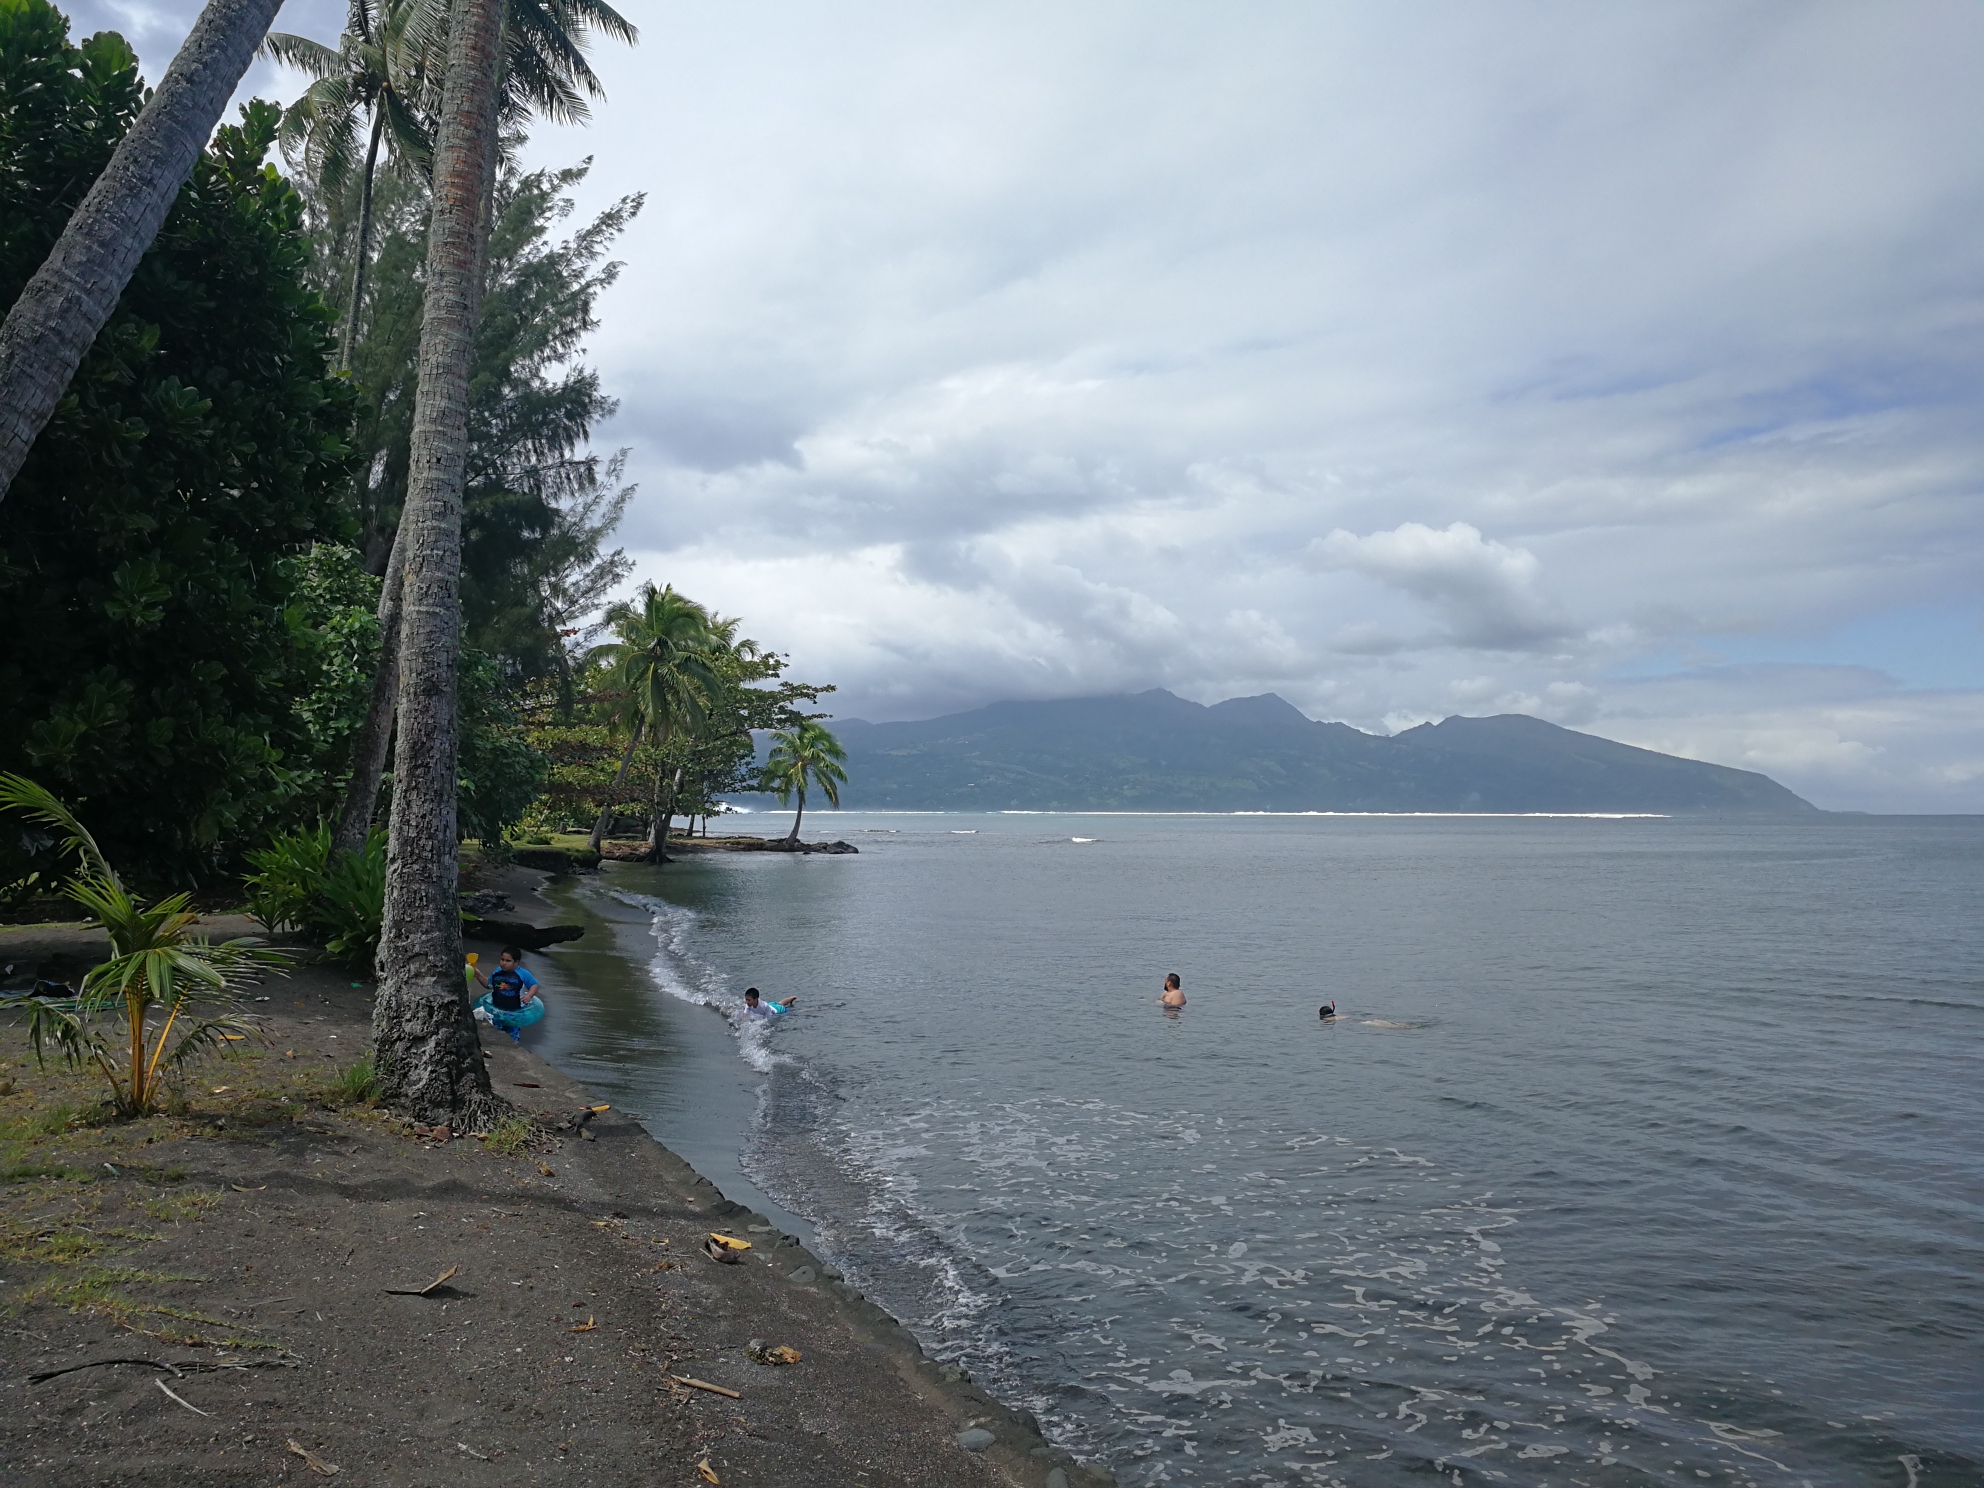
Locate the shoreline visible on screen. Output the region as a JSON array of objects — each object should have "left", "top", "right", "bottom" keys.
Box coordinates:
[{"left": 0, "top": 886, "right": 1111, "bottom": 1487}]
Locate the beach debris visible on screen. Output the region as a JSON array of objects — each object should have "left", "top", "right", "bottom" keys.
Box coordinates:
[
  {"left": 29, "top": 1356, "right": 182, "bottom": 1384},
  {"left": 568, "top": 1316, "right": 596, "bottom": 1332},
  {"left": 457, "top": 1442, "right": 490, "bottom": 1460},
  {"left": 210, "top": 1086, "right": 230, "bottom": 1094},
  {"left": 697, "top": 1458, "right": 721, "bottom": 1484},
  {"left": 231, "top": 1184, "right": 266, "bottom": 1193},
  {"left": 590, "top": 1104, "right": 610, "bottom": 1112},
  {"left": 535, "top": 1160, "right": 555, "bottom": 1177},
  {"left": 672, "top": 1375, "right": 741, "bottom": 1399},
  {"left": 703, "top": 1233, "right": 751, "bottom": 1264},
  {"left": 384, "top": 1264, "right": 459, "bottom": 1297},
  {"left": 411, "top": 1122, "right": 452, "bottom": 1142},
  {"left": 286, "top": 1438, "right": 341, "bottom": 1476},
  {"left": 744, "top": 1339, "right": 801, "bottom": 1366},
  {"left": 155, "top": 1378, "right": 210, "bottom": 1416}
]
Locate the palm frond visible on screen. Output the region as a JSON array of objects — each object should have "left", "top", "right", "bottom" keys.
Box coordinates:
[
  {"left": 0, "top": 773, "right": 118, "bottom": 889},
  {"left": 261, "top": 31, "right": 344, "bottom": 77}
]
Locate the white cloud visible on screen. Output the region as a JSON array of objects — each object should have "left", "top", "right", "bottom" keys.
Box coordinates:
[
  {"left": 1309, "top": 522, "right": 1573, "bottom": 649},
  {"left": 96, "top": 0, "right": 1984, "bottom": 809}
]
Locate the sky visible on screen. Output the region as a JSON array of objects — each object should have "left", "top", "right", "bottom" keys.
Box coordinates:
[{"left": 61, "top": 0, "right": 1984, "bottom": 811}]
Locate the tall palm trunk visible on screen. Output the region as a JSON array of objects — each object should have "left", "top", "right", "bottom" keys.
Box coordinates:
[
  {"left": 787, "top": 785, "right": 806, "bottom": 843},
  {"left": 331, "top": 519, "right": 407, "bottom": 859},
  {"left": 0, "top": 0, "right": 285, "bottom": 499},
  {"left": 337, "top": 107, "right": 388, "bottom": 374},
  {"left": 371, "top": 0, "right": 505, "bottom": 1127},
  {"left": 588, "top": 720, "right": 644, "bottom": 853}
]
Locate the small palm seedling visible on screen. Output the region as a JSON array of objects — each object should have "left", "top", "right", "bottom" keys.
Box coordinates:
[{"left": 0, "top": 775, "right": 287, "bottom": 1118}]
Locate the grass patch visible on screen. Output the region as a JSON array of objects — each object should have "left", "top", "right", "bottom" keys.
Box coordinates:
[
  {"left": 143, "top": 1190, "right": 220, "bottom": 1222},
  {"left": 327, "top": 1057, "right": 379, "bottom": 1105},
  {"left": 483, "top": 1114, "right": 535, "bottom": 1157},
  {"left": 0, "top": 1215, "right": 151, "bottom": 1264},
  {"left": 0, "top": 1161, "right": 93, "bottom": 1183}
]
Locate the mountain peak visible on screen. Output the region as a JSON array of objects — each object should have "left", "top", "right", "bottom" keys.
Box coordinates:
[{"left": 780, "top": 691, "right": 1815, "bottom": 814}]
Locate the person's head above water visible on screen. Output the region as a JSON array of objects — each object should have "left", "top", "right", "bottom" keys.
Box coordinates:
[
  {"left": 1319, "top": 1001, "right": 1337, "bottom": 1019},
  {"left": 1165, "top": 973, "right": 1181, "bottom": 990},
  {"left": 744, "top": 987, "right": 760, "bottom": 1005}
]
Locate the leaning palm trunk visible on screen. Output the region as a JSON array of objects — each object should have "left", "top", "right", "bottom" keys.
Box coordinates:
[
  {"left": 649, "top": 764, "right": 685, "bottom": 863},
  {"left": 0, "top": 0, "right": 285, "bottom": 498},
  {"left": 370, "top": 0, "right": 505, "bottom": 1127},
  {"left": 337, "top": 107, "right": 388, "bottom": 373},
  {"left": 331, "top": 520, "right": 407, "bottom": 859},
  {"left": 587, "top": 720, "right": 644, "bottom": 853},
  {"left": 786, "top": 786, "right": 806, "bottom": 843}
]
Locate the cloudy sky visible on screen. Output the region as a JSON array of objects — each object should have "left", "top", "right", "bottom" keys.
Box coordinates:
[{"left": 71, "top": 0, "right": 1984, "bottom": 810}]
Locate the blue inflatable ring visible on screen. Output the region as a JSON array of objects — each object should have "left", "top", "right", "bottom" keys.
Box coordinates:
[{"left": 476, "top": 992, "right": 545, "bottom": 1031}]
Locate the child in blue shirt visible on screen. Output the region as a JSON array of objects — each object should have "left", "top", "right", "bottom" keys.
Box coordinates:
[{"left": 471, "top": 945, "right": 545, "bottom": 1041}]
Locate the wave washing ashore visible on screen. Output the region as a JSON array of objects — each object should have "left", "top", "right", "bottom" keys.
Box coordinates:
[{"left": 532, "top": 812, "right": 1983, "bottom": 1488}]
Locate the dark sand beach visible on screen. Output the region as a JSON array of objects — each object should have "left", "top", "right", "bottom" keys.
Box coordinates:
[{"left": 0, "top": 876, "right": 1100, "bottom": 1488}]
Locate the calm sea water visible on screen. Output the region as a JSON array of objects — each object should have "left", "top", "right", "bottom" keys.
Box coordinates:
[{"left": 527, "top": 813, "right": 1982, "bottom": 1488}]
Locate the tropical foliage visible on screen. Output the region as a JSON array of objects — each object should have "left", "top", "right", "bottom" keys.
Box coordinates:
[
  {"left": 0, "top": 776, "right": 283, "bottom": 1117},
  {"left": 0, "top": 6, "right": 356, "bottom": 886}
]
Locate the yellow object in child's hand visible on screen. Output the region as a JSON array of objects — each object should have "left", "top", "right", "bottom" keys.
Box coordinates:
[{"left": 465, "top": 953, "right": 479, "bottom": 966}]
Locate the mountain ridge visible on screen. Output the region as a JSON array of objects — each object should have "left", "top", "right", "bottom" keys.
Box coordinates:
[{"left": 790, "top": 689, "right": 1816, "bottom": 814}]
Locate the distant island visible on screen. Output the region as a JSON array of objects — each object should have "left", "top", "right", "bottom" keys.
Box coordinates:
[{"left": 788, "top": 690, "right": 1817, "bottom": 815}]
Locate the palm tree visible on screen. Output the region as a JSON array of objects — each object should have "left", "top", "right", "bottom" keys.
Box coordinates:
[
  {"left": 0, "top": 776, "right": 284, "bottom": 1117},
  {"left": 311, "top": 0, "right": 636, "bottom": 863},
  {"left": 763, "top": 721, "right": 849, "bottom": 844},
  {"left": 370, "top": 0, "right": 508, "bottom": 1129},
  {"left": 0, "top": 0, "right": 288, "bottom": 499},
  {"left": 585, "top": 584, "right": 724, "bottom": 856},
  {"left": 263, "top": 0, "right": 432, "bottom": 372}
]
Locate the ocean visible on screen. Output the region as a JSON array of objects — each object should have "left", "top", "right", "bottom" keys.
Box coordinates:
[{"left": 525, "top": 812, "right": 1981, "bottom": 1487}]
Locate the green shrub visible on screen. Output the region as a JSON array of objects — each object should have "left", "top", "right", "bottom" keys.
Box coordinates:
[
  {"left": 315, "top": 834, "right": 386, "bottom": 970},
  {"left": 243, "top": 825, "right": 331, "bottom": 933},
  {"left": 240, "top": 826, "right": 383, "bottom": 969}
]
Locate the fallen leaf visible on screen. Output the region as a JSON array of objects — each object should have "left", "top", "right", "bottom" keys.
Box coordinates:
[
  {"left": 220, "top": 1033, "right": 245, "bottom": 1041},
  {"left": 210, "top": 1086, "right": 230, "bottom": 1094},
  {"left": 286, "top": 1439, "right": 340, "bottom": 1476},
  {"left": 384, "top": 1264, "right": 459, "bottom": 1297},
  {"left": 284, "top": 1050, "right": 297, "bottom": 1059},
  {"left": 535, "top": 1161, "right": 555, "bottom": 1177},
  {"left": 697, "top": 1458, "right": 720, "bottom": 1484},
  {"left": 155, "top": 1378, "right": 210, "bottom": 1415},
  {"left": 589, "top": 1104, "right": 610, "bottom": 1112},
  {"left": 230, "top": 1184, "right": 267, "bottom": 1193},
  {"left": 672, "top": 1375, "right": 741, "bottom": 1399},
  {"left": 568, "top": 1316, "right": 595, "bottom": 1332},
  {"left": 457, "top": 1442, "right": 489, "bottom": 1461}
]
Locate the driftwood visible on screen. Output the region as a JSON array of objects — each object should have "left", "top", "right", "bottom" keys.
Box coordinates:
[{"left": 461, "top": 918, "right": 583, "bottom": 951}]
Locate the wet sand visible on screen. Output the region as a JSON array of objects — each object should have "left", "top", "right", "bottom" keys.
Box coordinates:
[{"left": 0, "top": 890, "right": 1103, "bottom": 1487}]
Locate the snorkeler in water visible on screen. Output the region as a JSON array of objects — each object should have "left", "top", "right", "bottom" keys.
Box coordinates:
[{"left": 1319, "top": 1001, "right": 1337, "bottom": 1020}]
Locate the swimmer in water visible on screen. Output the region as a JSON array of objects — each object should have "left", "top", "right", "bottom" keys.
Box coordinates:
[
  {"left": 740, "top": 987, "right": 794, "bottom": 1022},
  {"left": 1319, "top": 1000, "right": 1337, "bottom": 1020},
  {"left": 1159, "top": 973, "right": 1186, "bottom": 1009}
]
